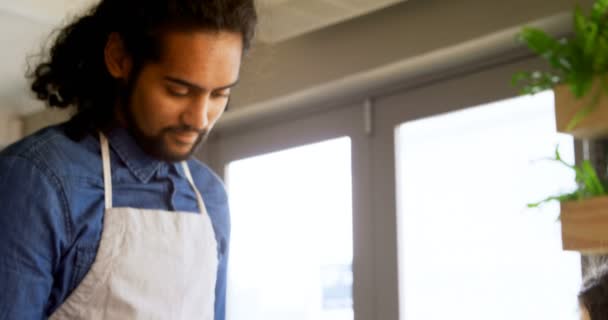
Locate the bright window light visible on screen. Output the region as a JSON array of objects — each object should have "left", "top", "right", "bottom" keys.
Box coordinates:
[
  {"left": 396, "top": 91, "right": 582, "bottom": 320},
  {"left": 226, "top": 137, "right": 353, "bottom": 320}
]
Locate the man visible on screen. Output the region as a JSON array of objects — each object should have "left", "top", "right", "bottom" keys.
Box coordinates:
[{"left": 0, "top": 0, "right": 256, "bottom": 319}]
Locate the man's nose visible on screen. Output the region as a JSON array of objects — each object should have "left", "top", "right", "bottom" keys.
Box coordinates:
[{"left": 185, "top": 95, "right": 211, "bottom": 130}]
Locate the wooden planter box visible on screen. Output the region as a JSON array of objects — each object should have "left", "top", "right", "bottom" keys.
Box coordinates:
[
  {"left": 561, "top": 196, "right": 608, "bottom": 254},
  {"left": 554, "top": 79, "right": 608, "bottom": 139}
]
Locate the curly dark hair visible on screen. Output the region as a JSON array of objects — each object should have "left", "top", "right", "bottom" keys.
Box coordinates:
[
  {"left": 29, "top": 0, "right": 257, "bottom": 139},
  {"left": 579, "top": 263, "right": 608, "bottom": 320}
]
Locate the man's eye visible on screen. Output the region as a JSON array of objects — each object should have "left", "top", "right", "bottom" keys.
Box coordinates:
[
  {"left": 212, "top": 90, "right": 230, "bottom": 98},
  {"left": 167, "top": 86, "right": 189, "bottom": 97}
]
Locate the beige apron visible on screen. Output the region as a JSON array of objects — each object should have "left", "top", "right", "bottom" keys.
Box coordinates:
[{"left": 50, "top": 132, "right": 218, "bottom": 320}]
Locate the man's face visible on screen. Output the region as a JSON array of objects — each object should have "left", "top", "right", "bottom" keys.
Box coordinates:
[{"left": 121, "top": 30, "right": 242, "bottom": 162}]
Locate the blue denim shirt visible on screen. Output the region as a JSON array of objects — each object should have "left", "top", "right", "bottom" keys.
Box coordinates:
[{"left": 0, "top": 123, "right": 230, "bottom": 320}]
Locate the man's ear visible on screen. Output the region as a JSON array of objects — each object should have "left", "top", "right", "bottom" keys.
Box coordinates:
[{"left": 104, "top": 32, "right": 132, "bottom": 79}]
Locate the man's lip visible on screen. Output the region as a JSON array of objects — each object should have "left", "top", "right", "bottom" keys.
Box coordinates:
[{"left": 171, "top": 131, "right": 199, "bottom": 143}]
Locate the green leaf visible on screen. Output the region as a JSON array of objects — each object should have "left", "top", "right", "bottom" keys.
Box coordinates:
[
  {"left": 593, "top": 35, "right": 608, "bottom": 71},
  {"left": 574, "top": 6, "right": 599, "bottom": 58},
  {"left": 518, "top": 28, "right": 567, "bottom": 71},
  {"left": 591, "top": 0, "right": 608, "bottom": 22},
  {"left": 581, "top": 160, "right": 605, "bottom": 195},
  {"left": 511, "top": 71, "right": 562, "bottom": 95},
  {"left": 585, "top": 22, "right": 599, "bottom": 57},
  {"left": 554, "top": 145, "right": 567, "bottom": 163},
  {"left": 527, "top": 193, "right": 578, "bottom": 208},
  {"left": 529, "top": 146, "right": 608, "bottom": 210},
  {"left": 575, "top": 6, "right": 587, "bottom": 35},
  {"left": 566, "top": 68, "right": 594, "bottom": 98},
  {"left": 511, "top": 71, "right": 531, "bottom": 86}
]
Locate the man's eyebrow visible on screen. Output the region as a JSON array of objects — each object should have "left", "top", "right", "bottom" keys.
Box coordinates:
[{"left": 163, "top": 76, "right": 239, "bottom": 92}]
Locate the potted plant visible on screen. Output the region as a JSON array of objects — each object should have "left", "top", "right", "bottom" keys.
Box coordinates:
[
  {"left": 528, "top": 147, "right": 608, "bottom": 253},
  {"left": 513, "top": 0, "right": 608, "bottom": 138}
]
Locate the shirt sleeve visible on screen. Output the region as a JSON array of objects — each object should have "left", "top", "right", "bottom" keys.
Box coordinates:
[
  {"left": 213, "top": 196, "right": 230, "bottom": 320},
  {"left": 0, "top": 155, "right": 70, "bottom": 320}
]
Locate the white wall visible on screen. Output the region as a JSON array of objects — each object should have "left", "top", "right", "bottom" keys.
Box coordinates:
[
  {"left": 21, "top": 107, "right": 72, "bottom": 136},
  {"left": 0, "top": 111, "right": 23, "bottom": 148}
]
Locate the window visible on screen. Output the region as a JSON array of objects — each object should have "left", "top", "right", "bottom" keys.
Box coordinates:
[
  {"left": 207, "top": 54, "right": 585, "bottom": 320},
  {"left": 225, "top": 137, "right": 354, "bottom": 320},
  {"left": 395, "top": 91, "right": 582, "bottom": 319}
]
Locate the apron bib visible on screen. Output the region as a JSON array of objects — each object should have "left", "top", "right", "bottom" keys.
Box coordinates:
[{"left": 50, "top": 132, "right": 218, "bottom": 320}]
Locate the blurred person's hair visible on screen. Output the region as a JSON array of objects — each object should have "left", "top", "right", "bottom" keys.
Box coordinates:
[{"left": 579, "top": 260, "right": 608, "bottom": 320}]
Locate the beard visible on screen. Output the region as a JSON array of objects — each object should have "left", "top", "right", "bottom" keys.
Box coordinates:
[
  {"left": 124, "top": 109, "right": 209, "bottom": 162},
  {"left": 117, "top": 76, "right": 209, "bottom": 163}
]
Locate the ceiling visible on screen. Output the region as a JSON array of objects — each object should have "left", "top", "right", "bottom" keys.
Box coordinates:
[
  {"left": 256, "top": 0, "right": 405, "bottom": 43},
  {"left": 0, "top": 0, "right": 406, "bottom": 115}
]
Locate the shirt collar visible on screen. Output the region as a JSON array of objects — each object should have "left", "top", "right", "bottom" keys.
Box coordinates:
[{"left": 105, "top": 128, "right": 164, "bottom": 183}]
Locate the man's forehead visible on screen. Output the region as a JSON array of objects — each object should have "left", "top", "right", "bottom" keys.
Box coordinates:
[
  {"left": 151, "top": 30, "right": 243, "bottom": 89},
  {"left": 157, "top": 30, "right": 243, "bottom": 57}
]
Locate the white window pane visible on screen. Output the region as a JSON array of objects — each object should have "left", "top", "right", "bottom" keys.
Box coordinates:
[
  {"left": 396, "top": 91, "right": 582, "bottom": 320},
  {"left": 226, "top": 137, "right": 353, "bottom": 320}
]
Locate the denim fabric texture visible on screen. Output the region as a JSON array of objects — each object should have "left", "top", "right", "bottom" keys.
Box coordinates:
[{"left": 0, "top": 123, "right": 230, "bottom": 320}]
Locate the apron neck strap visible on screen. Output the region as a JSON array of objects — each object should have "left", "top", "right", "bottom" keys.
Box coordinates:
[
  {"left": 181, "top": 162, "right": 207, "bottom": 213},
  {"left": 99, "top": 132, "right": 113, "bottom": 210},
  {"left": 99, "top": 132, "right": 207, "bottom": 213}
]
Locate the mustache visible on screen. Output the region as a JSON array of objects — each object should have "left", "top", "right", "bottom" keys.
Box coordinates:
[{"left": 164, "top": 125, "right": 207, "bottom": 136}]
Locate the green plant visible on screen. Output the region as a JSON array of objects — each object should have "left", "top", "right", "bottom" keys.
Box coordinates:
[
  {"left": 513, "top": 0, "right": 608, "bottom": 129},
  {"left": 528, "top": 146, "right": 607, "bottom": 208}
]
